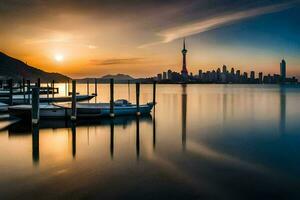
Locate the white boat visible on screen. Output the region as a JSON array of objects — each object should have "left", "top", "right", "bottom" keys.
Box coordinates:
[
  {"left": 0, "top": 94, "right": 95, "bottom": 104},
  {"left": 9, "top": 99, "right": 155, "bottom": 120},
  {"left": 55, "top": 99, "right": 155, "bottom": 118},
  {"left": 8, "top": 103, "right": 68, "bottom": 119},
  {"left": 0, "top": 102, "right": 8, "bottom": 113}
]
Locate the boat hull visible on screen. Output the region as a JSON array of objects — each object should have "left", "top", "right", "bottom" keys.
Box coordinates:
[
  {"left": 0, "top": 95, "right": 95, "bottom": 105},
  {"left": 8, "top": 104, "right": 68, "bottom": 121},
  {"left": 9, "top": 102, "right": 154, "bottom": 120},
  {"left": 75, "top": 103, "right": 154, "bottom": 117}
]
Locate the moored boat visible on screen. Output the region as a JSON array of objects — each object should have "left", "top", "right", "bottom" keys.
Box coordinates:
[
  {"left": 8, "top": 103, "right": 68, "bottom": 120},
  {"left": 0, "top": 94, "right": 95, "bottom": 105},
  {"left": 55, "top": 99, "right": 155, "bottom": 117},
  {"left": 0, "top": 102, "right": 8, "bottom": 113},
  {"left": 8, "top": 99, "right": 155, "bottom": 121}
]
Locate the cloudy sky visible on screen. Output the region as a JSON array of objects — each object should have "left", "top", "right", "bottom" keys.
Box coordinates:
[{"left": 0, "top": 0, "right": 300, "bottom": 78}]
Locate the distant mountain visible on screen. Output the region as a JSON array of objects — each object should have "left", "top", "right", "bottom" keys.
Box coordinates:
[
  {"left": 0, "top": 51, "right": 70, "bottom": 82},
  {"left": 101, "top": 74, "right": 134, "bottom": 80},
  {"left": 77, "top": 74, "right": 135, "bottom": 83}
]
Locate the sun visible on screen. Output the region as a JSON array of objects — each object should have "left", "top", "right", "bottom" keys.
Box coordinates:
[{"left": 54, "top": 54, "right": 64, "bottom": 62}]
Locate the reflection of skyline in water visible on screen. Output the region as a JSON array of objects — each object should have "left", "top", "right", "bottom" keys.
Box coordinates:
[
  {"left": 1, "top": 84, "right": 300, "bottom": 199},
  {"left": 13, "top": 84, "right": 292, "bottom": 164},
  {"left": 279, "top": 86, "right": 286, "bottom": 135},
  {"left": 181, "top": 84, "right": 187, "bottom": 151}
]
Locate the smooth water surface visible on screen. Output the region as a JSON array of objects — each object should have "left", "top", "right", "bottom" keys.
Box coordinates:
[{"left": 0, "top": 84, "right": 300, "bottom": 199}]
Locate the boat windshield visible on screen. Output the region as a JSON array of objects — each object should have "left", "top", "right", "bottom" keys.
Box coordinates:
[{"left": 114, "top": 99, "right": 130, "bottom": 106}]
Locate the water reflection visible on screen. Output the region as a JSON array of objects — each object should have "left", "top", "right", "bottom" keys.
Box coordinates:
[
  {"left": 1, "top": 84, "right": 300, "bottom": 199},
  {"left": 71, "top": 122, "right": 76, "bottom": 158},
  {"left": 110, "top": 122, "right": 114, "bottom": 159},
  {"left": 153, "top": 112, "right": 156, "bottom": 150},
  {"left": 181, "top": 84, "right": 187, "bottom": 151},
  {"left": 136, "top": 116, "right": 140, "bottom": 159},
  {"left": 32, "top": 125, "right": 39, "bottom": 165},
  {"left": 279, "top": 86, "right": 286, "bottom": 135}
]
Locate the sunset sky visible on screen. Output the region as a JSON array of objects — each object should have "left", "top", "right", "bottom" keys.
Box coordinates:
[{"left": 0, "top": 0, "right": 300, "bottom": 78}]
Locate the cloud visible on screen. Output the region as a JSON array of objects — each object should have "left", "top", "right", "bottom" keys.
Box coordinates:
[
  {"left": 140, "top": 1, "right": 296, "bottom": 48},
  {"left": 90, "top": 58, "right": 144, "bottom": 66}
]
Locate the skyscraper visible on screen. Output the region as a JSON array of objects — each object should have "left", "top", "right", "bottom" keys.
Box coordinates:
[
  {"left": 250, "top": 71, "right": 255, "bottom": 80},
  {"left": 259, "top": 72, "right": 263, "bottom": 83},
  {"left": 167, "top": 69, "right": 172, "bottom": 80},
  {"left": 222, "top": 65, "right": 227, "bottom": 73},
  {"left": 198, "top": 70, "right": 202, "bottom": 79},
  {"left": 231, "top": 67, "right": 235, "bottom": 75},
  {"left": 181, "top": 39, "right": 188, "bottom": 80},
  {"left": 280, "top": 59, "right": 286, "bottom": 82},
  {"left": 163, "top": 72, "right": 167, "bottom": 80}
]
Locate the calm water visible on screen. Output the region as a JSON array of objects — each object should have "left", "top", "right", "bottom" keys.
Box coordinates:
[{"left": 1, "top": 84, "right": 300, "bottom": 199}]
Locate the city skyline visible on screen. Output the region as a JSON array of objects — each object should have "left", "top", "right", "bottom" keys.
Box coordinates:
[
  {"left": 154, "top": 38, "right": 297, "bottom": 84},
  {"left": 0, "top": 0, "right": 300, "bottom": 78}
]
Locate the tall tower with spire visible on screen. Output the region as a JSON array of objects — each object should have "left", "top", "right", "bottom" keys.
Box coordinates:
[
  {"left": 181, "top": 38, "right": 188, "bottom": 80},
  {"left": 280, "top": 58, "right": 286, "bottom": 82}
]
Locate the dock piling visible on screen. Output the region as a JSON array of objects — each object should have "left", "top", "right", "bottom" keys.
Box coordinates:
[
  {"left": 65, "top": 81, "right": 68, "bottom": 96},
  {"left": 110, "top": 79, "right": 114, "bottom": 117},
  {"left": 46, "top": 83, "right": 49, "bottom": 101},
  {"left": 128, "top": 80, "right": 130, "bottom": 101},
  {"left": 94, "top": 78, "right": 98, "bottom": 96},
  {"left": 32, "top": 87, "right": 40, "bottom": 125},
  {"left": 67, "top": 79, "right": 70, "bottom": 96},
  {"left": 23, "top": 78, "right": 26, "bottom": 102},
  {"left": 87, "top": 79, "right": 90, "bottom": 95},
  {"left": 153, "top": 81, "right": 156, "bottom": 105},
  {"left": 37, "top": 78, "right": 41, "bottom": 88},
  {"left": 136, "top": 82, "right": 140, "bottom": 116},
  {"left": 27, "top": 80, "right": 31, "bottom": 104},
  {"left": 71, "top": 80, "right": 77, "bottom": 121},
  {"left": 18, "top": 80, "right": 22, "bottom": 93},
  {"left": 8, "top": 79, "right": 13, "bottom": 106},
  {"left": 52, "top": 80, "right": 55, "bottom": 98}
]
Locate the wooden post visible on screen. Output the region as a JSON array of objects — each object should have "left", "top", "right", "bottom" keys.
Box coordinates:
[
  {"left": 23, "top": 78, "right": 26, "bottom": 103},
  {"left": 87, "top": 79, "right": 90, "bottom": 95},
  {"left": 32, "top": 87, "right": 40, "bottom": 125},
  {"left": 52, "top": 80, "right": 55, "bottom": 98},
  {"left": 67, "top": 79, "right": 70, "bottom": 96},
  {"left": 71, "top": 80, "right": 77, "bottom": 121},
  {"left": 128, "top": 80, "right": 130, "bottom": 102},
  {"left": 27, "top": 80, "right": 31, "bottom": 104},
  {"left": 153, "top": 81, "right": 156, "bottom": 105},
  {"left": 8, "top": 79, "right": 13, "bottom": 106},
  {"left": 136, "top": 82, "right": 140, "bottom": 116},
  {"left": 37, "top": 78, "right": 41, "bottom": 88},
  {"left": 46, "top": 83, "right": 49, "bottom": 101},
  {"left": 94, "top": 78, "right": 98, "bottom": 96},
  {"left": 18, "top": 80, "right": 22, "bottom": 93},
  {"left": 110, "top": 79, "right": 114, "bottom": 117},
  {"left": 22, "top": 78, "right": 25, "bottom": 92},
  {"left": 65, "top": 81, "right": 68, "bottom": 96}
]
